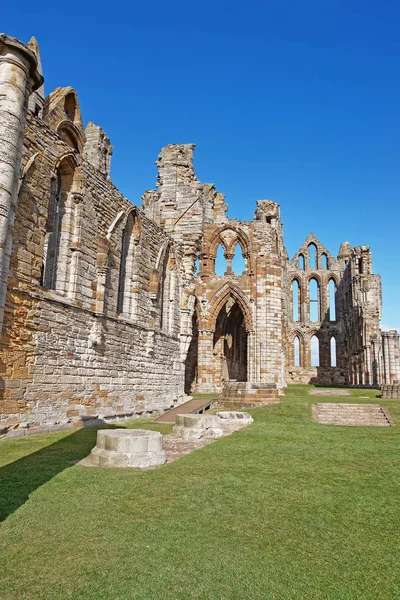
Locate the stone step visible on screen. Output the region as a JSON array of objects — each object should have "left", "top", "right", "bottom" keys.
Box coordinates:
[{"left": 313, "top": 403, "right": 393, "bottom": 426}]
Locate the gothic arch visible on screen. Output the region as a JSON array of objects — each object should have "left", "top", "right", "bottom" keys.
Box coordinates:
[
  {"left": 205, "top": 283, "right": 253, "bottom": 331},
  {"left": 57, "top": 120, "right": 84, "bottom": 154},
  {"left": 208, "top": 225, "right": 251, "bottom": 259},
  {"left": 123, "top": 206, "right": 142, "bottom": 239}
]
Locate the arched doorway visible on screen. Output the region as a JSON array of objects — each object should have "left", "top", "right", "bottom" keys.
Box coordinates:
[
  {"left": 213, "top": 298, "right": 248, "bottom": 389},
  {"left": 184, "top": 309, "right": 198, "bottom": 394}
]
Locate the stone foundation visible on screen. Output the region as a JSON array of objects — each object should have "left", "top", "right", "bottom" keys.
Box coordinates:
[
  {"left": 220, "top": 381, "right": 279, "bottom": 409},
  {"left": 381, "top": 383, "right": 400, "bottom": 399},
  {"left": 88, "top": 429, "right": 166, "bottom": 468}
]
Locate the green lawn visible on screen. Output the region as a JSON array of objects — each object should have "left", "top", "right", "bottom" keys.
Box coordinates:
[{"left": 0, "top": 386, "right": 399, "bottom": 600}]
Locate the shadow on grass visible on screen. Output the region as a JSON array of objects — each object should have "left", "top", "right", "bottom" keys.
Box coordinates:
[{"left": 0, "top": 424, "right": 122, "bottom": 522}]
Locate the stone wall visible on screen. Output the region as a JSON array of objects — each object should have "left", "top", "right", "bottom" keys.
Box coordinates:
[{"left": 0, "top": 77, "right": 185, "bottom": 433}]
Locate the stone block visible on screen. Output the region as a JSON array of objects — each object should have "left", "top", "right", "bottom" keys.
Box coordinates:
[
  {"left": 173, "top": 414, "right": 224, "bottom": 440},
  {"left": 89, "top": 429, "right": 166, "bottom": 468}
]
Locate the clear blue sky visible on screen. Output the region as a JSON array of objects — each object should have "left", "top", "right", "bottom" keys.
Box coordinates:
[{"left": 3, "top": 0, "right": 400, "bottom": 329}]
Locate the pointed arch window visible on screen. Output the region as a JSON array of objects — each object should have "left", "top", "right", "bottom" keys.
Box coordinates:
[
  {"left": 321, "top": 253, "right": 328, "bottom": 269},
  {"left": 215, "top": 244, "right": 226, "bottom": 276},
  {"left": 292, "top": 279, "right": 300, "bottom": 322},
  {"left": 41, "top": 169, "right": 62, "bottom": 289},
  {"left": 328, "top": 278, "right": 336, "bottom": 321},
  {"left": 311, "top": 335, "right": 320, "bottom": 366},
  {"left": 41, "top": 158, "right": 77, "bottom": 294},
  {"left": 294, "top": 336, "right": 301, "bottom": 366},
  {"left": 160, "top": 248, "right": 178, "bottom": 334},
  {"left": 309, "top": 278, "right": 320, "bottom": 322},
  {"left": 231, "top": 243, "right": 246, "bottom": 275},
  {"left": 117, "top": 212, "right": 140, "bottom": 317},
  {"left": 308, "top": 243, "right": 317, "bottom": 269},
  {"left": 330, "top": 336, "right": 337, "bottom": 367},
  {"left": 298, "top": 254, "right": 305, "bottom": 270}
]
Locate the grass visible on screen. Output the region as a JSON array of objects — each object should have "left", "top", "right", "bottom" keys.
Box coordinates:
[{"left": 0, "top": 386, "right": 399, "bottom": 599}]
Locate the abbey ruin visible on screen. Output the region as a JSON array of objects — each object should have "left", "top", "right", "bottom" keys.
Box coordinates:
[{"left": 0, "top": 33, "right": 399, "bottom": 435}]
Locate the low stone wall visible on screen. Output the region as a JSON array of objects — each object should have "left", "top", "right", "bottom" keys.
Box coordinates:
[{"left": 381, "top": 383, "right": 400, "bottom": 399}]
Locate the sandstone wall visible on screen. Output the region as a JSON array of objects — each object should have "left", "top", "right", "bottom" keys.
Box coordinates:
[{"left": 0, "top": 110, "right": 184, "bottom": 434}]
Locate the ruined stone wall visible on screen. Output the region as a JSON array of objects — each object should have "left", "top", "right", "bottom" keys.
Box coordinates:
[
  {"left": 191, "top": 199, "right": 287, "bottom": 394},
  {"left": 0, "top": 109, "right": 185, "bottom": 434},
  {"left": 338, "top": 245, "right": 382, "bottom": 386},
  {"left": 286, "top": 235, "right": 383, "bottom": 387}
]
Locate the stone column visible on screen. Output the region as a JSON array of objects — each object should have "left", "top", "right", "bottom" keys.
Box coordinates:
[
  {"left": 224, "top": 252, "right": 233, "bottom": 275},
  {"left": 247, "top": 329, "right": 256, "bottom": 381},
  {"left": 67, "top": 192, "right": 84, "bottom": 300},
  {"left": 195, "top": 329, "right": 215, "bottom": 393},
  {"left": 382, "top": 330, "right": 400, "bottom": 384},
  {"left": 0, "top": 35, "right": 43, "bottom": 332}
]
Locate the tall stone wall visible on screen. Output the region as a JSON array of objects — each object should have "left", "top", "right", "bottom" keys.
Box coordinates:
[{"left": 0, "top": 90, "right": 185, "bottom": 433}]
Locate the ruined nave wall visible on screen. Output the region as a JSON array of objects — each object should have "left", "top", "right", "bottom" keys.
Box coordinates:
[{"left": 0, "top": 112, "right": 185, "bottom": 435}]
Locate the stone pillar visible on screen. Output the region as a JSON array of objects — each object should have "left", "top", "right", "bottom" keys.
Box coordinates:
[
  {"left": 382, "top": 330, "right": 400, "bottom": 384},
  {"left": 364, "top": 345, "right": 371, "bottom": 386},
  {"left": 247, "top": 329, "right": 256, "bottom": 381},
  {"left": 224, "top": 253, "right": 233, "bottom": 275},
  {"left": 0, "top": 35, "right": 43, "bottom": 332},
  {"left": 195, "top": 329, "right": 215, "bottom": 393},
  {"left": 67, "top": 192, "right": 84, "bottom": 300}
]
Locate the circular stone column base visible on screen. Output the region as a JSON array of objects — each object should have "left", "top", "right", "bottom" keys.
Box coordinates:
[{"left": 89, "top": 429, "right": 166, "bottom": 468}]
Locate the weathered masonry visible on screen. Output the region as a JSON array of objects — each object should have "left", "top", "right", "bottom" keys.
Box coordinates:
[{"left": 0, "top": 33, "right": 398, "bottom": 434}]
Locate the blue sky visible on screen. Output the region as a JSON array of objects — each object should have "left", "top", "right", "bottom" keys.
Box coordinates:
[{"left": 3, "top": 0, "right": 400, "bottom": 328}]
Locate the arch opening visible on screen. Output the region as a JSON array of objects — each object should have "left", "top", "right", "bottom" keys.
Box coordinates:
[
  {"left": 185, "top": 307, "right": 199, "bottom": 394},
  {"left": 215, "top": 244, "right": 226, "bottom": 276},
  {"left": 328, "top": 278, "right": 336, "bottom": 321},
  {"left": 292, "top": 279, "right": 300, "bottom": 322},
  {"left": 330, "top": 337, "right": 337, "bottom": 367},
  {"left": 294, "top": 336, "right": 300, "bottom": 366},
  {"left": 213, "top": 299, "right": 248, "bottom": 385},
  {"left": 311, "top": 335, "right": 320, "bottom": 367},
  {"left": 309, "top": 278, "right": 320, "bottom": 322},
  {"left": 308, "top": 243, "right": 317, "bottom": 269}
]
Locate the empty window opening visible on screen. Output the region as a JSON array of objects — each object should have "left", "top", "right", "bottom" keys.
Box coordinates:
[
  {"left": 215, "top": 244, "right": 226, "bottom": 276},
  {"left": 231, "top": 244, "right": 246, "bottom": 275},
  {"left": 308, "top": 243, "right": 317, "bottom": 269},
  {"left": 328, "top": 279, "right": 336, "bottom": 321},
  {"left": 309, "top": 278, "right": 319, "bottom": 322},
  {"left": 294, "top": 336, "right": 300, "bottom": 366},
  {"left": 359, "top": 257, "right": 364, "bottom": 274},
  {"left": 298, "top": 254, "right": 305, "bottom": 270},
  {"left": 64, "top": 93, "right": 76, "bottom": 121},
  {"left": 41, "top": 169, "right": 66, "bottom": 290},
  {"left": 160, "top": 251, "right": 177, "bottom": 334},
  {"left": 117, "top": 213, "right": 139, "bottom": 317},
  {"left": 311, "top": 335, "right": 320, "bottom": 367},
  {"left": 321, "top": 253, "right": 328, "bottom": 269},
  {"left": 292, "top": 280, "right": 300, "bottom": 322},
  {"left": 330, "top": 337, "right": 337, "bottom": 367},
  {"left": 194, "top": 257, "right": 200, "bottom": 276}
]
